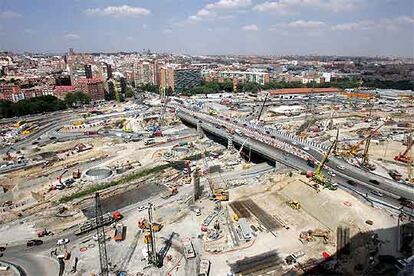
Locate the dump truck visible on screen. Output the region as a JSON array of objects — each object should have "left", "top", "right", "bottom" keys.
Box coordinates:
[
  {"left": 182, "top": 239, "right": 196, "bottom": 259},
  {"left": 113, "top": 223, "right": 126, "bottom": 241}
]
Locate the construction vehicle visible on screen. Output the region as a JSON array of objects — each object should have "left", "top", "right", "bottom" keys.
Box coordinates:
[
  {"left": 198, "top": 259, "right": 211, "bottom": 276},
  {"left": 161, "top": 186, "right": 178, "bottom": 199},
  {"left": 339, "top": 124, "right": 384, "bottom": 157},
  {"left": 113, "top": 223, "right": 126, "bottom": 241},
  {"left": 202, "top": 150, "right": 229, "bottom": 201},
  {"left": 208, "top": 109, "right": 217, "bottom": 116},
  {"left": 306, "top": 139, "right": 337, "bottom": 190},
  {"left": 37, "top": 229, "right": 53, "bottom": 238},
  {"left": 122, "top": 119, "right": 133, "bottom": 133},
  {"left": 299, "top": 229, "right": 330, "bottom": 244},
  {"left": 395, "top": 133, "right": 412, "bottom": 164},
  {"left": 73, "top": 120, "right": 83, "bottom": 126},
  {"left": 138, "top": 218, "right": 163, "bottom": 232},
  {"left": 287, "top": 200, "right": 301, "bottom": 209},
  {"left": 72, "top": 169, "right": 81, "bottom": 179},
  {"left": 389, "top": 169, "right": 402, "bottom": 181}
]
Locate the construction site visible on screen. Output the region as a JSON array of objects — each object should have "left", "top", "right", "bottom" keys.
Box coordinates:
[{"left": 0, "top": 88, "right": 413, "bottom": 275}]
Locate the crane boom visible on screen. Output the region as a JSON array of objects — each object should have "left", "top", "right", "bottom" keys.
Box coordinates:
[
  {"left": 315, "top": 139, "right": 337, "bottom": 176},
  {"left": 257, "top": 93, "right": 268, "bottom": 121}
]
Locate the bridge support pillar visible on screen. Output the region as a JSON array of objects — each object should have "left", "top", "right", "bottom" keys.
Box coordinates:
[
  {"left": 197, "top": 123, "right": 204, "bottom": 138},
  {"left": 227, "top": 137, "right": 233, "bottom": 150}
]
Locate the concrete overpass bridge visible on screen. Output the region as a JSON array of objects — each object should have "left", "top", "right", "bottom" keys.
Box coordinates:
[{"left": 176, "top": 107, "right": 414, "bottom": 210}]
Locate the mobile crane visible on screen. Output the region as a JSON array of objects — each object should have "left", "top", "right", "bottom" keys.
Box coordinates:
[
  {"left": 306, "top": 139, "right": 338, "bottom": 190},
  {"left": 338, "top": 124, "right": 383, "bottom": 158},
  {"left": 395, "top": 133, "right": 412, "bottom": 164}
]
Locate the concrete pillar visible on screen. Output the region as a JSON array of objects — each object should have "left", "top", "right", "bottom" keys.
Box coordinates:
[
  {"left": 227, "top": 136, "right": 233, "bottom": 149},
  {"left": 192, "top": 168, "right": 201, "bottom": 201},
  {"left": 197, "top": 123, "right": 204, "bottom": 139}
]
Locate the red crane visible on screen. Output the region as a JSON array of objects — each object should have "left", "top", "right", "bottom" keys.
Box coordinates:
[{"left": 395, "top": 133, "right": 413, "bottom": 163}]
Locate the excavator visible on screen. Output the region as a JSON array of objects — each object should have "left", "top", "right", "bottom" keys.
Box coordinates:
[
  {"left": 306, "top": 138, "right": 338, "bottom": 190},
  {"left": 395, "top": 133, "right": 412, "bottom": 164}
]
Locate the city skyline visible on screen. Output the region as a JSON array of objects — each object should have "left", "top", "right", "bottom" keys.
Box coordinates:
[{"left": 0, "top": 0, "right": 413, "bottom": 57}]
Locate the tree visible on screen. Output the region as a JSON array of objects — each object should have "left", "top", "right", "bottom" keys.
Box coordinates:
[
  {"left": 125, "top": 86, "right": 134, "bottom": 98},
  {"left": 64, "top": 91, "right": 91, "bottom": 107},
  {"left": 106, "top": 81, "right": 116, "bottom": 100}
]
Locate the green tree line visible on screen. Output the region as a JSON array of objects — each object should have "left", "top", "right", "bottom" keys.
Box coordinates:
[{"left": 0, "top": 91, "right": 90, "bottom": 118}]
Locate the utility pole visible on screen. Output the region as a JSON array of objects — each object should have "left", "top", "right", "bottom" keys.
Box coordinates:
[{"left": 95, "top": 193, "right": 109, "bottom": 276}]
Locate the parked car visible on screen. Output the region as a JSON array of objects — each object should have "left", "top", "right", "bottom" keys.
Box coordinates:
[
  {"left": 327, "top": 171, "right": 336, "bottom": 177},
  {"left": 56, "top": 238, "right": 70, "bottom": 246},
  {"left": 92, "top": 233, "right": 104, "bottom": 241},
  {"left": 336, "top": 165, "right": 345, "bottom": 171},
  {"left": 194, "top": 208, "right": 201, "bottom": 216},
  {"left": 27, "top": 239, "right": 43, "bottom": 247},
  {"left": 371, "top": 190, "right": 383, "bottom": 197},
  {"left": 137, "top": 205, "right": 148, "bottom": 212},
  {"left": 369, "top": 179, "right": 380, "bottom": 185},
  {"left": 347, "top": 180, "right": 357, "bottom": 186}
]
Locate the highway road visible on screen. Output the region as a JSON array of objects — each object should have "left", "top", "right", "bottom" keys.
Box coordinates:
[{"left": 176, "top": 108, "right": 414, "bottom": 213}]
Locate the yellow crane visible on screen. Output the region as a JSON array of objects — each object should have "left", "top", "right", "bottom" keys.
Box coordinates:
[
  {"left": 306, "top": 138, "right": 338, "bottom": 190},
  {"left": 201, "top": 149, "right": 229, "bottom": 201},
  {"left": 338, "top": 124, "right": 384, "bottom": 158}
]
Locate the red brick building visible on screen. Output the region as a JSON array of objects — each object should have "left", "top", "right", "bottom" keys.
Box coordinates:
[
  {"left": 0, "top": 84, "right": 22, "bottom": 102},
  {"left": 76, "top": 78, "right": 105, "bottom": 100},
  {"left": 54, "top": 85, "right": 77, "bottom": 100}
]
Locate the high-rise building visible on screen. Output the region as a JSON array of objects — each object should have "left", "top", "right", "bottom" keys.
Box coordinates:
[
  {"left": 84, "top": 64, "right": 93, "bottom": 79},
  {"left": 159, "top": 67, "right": 175, "bottom": 93},
  {"left": 174, "top": 69, "right": 202, "bottom": 94},
  {"left": 105, "top": 63, "right": 113, "bottom": 80},
  {"left": 133, "top": 61, "right": 158, "bottom": 85}
]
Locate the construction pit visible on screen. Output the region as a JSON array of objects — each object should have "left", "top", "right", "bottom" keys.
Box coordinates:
[{"left": 0, "top": 94, "right": 413, "bottom": 276}]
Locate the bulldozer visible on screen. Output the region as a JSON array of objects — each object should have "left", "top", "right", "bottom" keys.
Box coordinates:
[
  {"left": 299, "top": 229, "right": 330, "bottom": 244},
  {"left": 287, "top": 200, "right": 301, "bottom": 210},
  {"left": 138, "top": 218, "right": 162, "bottom": 232}
]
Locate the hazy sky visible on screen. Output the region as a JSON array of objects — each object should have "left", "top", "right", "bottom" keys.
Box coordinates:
[{"left": 0, "top": 0, "right": 413, "bottom": 56}]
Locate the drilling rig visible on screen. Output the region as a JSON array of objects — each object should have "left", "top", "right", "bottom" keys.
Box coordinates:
[{"left": 95, "top": 193, "right": 109, "bottom": 275}]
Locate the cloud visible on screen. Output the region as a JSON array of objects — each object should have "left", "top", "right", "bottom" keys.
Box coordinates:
[
  {"left": 85, "top": 5, "right": 150, "bottom": 17},
  {"left": 163, "top": 29, "right": 173, "bottom": 34},
  {"left": 206, "top": 0, "right": 252, "bottom": 10},
  {"left": 63, "top": 33, "right": 80, "bottom": 40},
  {"left": 287, "top": 20, "right": 326, "bottom": 28},
  {"left": 253, "top": 0, "right": 360, "bottom": 14},
  {"left": 187, "top": 0, "right": 250, "bottom": 23},
  {"left": 242, "top": 24, "right": 259, "bottom": 31},
  {"left": 332, "top": 16, "right": 414, "bottom": 31},
  {"left": 23, "top": 28, "right": 36, "bottom": 34},
  {"left": 270, "top": 20, "right": 326, "bottom": 31},
  {"left": 0, "top": 11, "right": 22, "bottom": 19}
]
